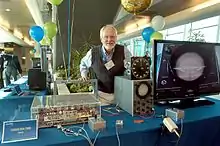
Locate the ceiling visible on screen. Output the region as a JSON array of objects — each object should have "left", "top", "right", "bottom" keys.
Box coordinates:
[
  {"left": 0, "top": 0, "right": 50, "bottom": 47},
  {"left": 0, "top": 0, "right": 34, "bottom": 30},
  {"left": 114, "top": 0, "right": 210, "bottom": 34},
  {"left": 57, "top": 0, "right": 218, "bottom": 51},
  {"left": 57, "top": 0, "right": 121, "bottom": 50}
]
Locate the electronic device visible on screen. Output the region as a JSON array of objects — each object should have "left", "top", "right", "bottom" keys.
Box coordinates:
[
  {"left": 88, "top": 116, "right": 106, "bottom": 132},
  {"left": 165, "top": 108, "right": 184, "bottom": 122},
  {"left": 114, "top": 76, "right": 153, "bottom": 116},
  {"left": 31, "top": 57, "right": 41, "bottom": 68},
  {"left": 28, "top": 68, "right": 46, "bottom": 90},
  {"left": 3, "top": 88, "right": 12, "bottom": 92},
  {"left": 116, "top": 120, "right": 123, "bottom": 128},
  {"left": 163, "top": 117, "right": 180, "bottom": 137},
  {"left": 153, "top": 40, "right": 220, "bottom": 108},
  {"left": 31, "top": 95, "right": 101, "bottom": 128},
  {"left": 14, "top": 85, "right": 35, "bottom": 96},
  {"left": 125, "top": 56, "right": 151, "bottom": 80}
]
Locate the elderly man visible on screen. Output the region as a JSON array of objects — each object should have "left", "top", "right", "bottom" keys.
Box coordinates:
[{"left": 80, "top": 24, "right": 131, "bottom": 103}]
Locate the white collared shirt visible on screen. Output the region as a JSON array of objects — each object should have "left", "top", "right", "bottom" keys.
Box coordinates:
[{"left": 80, "top": 45, "right": 131, "bottom": 77}]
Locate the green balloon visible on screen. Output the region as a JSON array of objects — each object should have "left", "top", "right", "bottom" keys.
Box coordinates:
[
  {"left": 44, "top": 22, "right": 57, "bottom": 39},
  {"left": 41, "top": 37, "right": 51, "bottom": 45},
  {"left": 47, "top": 0, "right": 63, "bottom": 6},
  {"left": 150, "top": 32, "right": 163, "bottom": 44}
]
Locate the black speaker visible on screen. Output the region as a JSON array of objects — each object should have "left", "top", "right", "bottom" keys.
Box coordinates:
[{"left": 28, "top": 68, "right": 46, "bottom": 90}]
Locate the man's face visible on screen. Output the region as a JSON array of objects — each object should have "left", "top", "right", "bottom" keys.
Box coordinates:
[{"left": 101, "top": 27, "right": 117, "bottom": 52}]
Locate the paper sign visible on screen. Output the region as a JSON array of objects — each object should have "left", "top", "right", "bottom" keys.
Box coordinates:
[{"left": 1, "top": 119, "right": 38, "bottom": 143}]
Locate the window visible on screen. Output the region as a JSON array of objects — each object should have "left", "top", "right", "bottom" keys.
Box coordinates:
[
  {"left": 133, "top": 39, "right": 145, "bottom": 56},
  {"left": 167, "top": 25, "right": 185, "bottom": 35},
  {"left": 166, "top": 33, "right": 184, "bottom": 41},
  {"left": 192, "top": 16, "right": 219, "bottom": 30},
  {"left": 192, "top": 26, "right": 218, "bottom": 42}
]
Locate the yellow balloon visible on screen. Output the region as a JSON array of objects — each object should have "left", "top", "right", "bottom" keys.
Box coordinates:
[
  {"left": 121, "top": 0, "right": 152, "bottom": 14},
  {"left": 41, "top": 37, "right": 51, "bottom": 46},
  {"left": 150, "top": 32, "right": 163, "bottom": 44}
]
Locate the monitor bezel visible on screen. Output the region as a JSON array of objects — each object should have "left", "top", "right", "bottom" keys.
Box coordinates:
[{"left": 152, "top": 40, "right": 220, "bottom": 102}]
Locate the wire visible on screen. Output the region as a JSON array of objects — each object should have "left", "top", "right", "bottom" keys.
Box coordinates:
[
  {"left": 139, "top": 109, "right": 155, "bottom": 119},
  {"left": 92, "top": 131, "right": 100, "bottom": 145},
  {"left": 116, "top": 126, "right": 121, "bottom": 146},
  {"left": 58, "top": 124, "right": 100, "bottom": 146},
  {"left": 175, "top": 119, "right": 183, "bottom": 146}
]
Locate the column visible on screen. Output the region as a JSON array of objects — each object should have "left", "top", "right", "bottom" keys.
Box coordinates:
[{"left": 52, "top": 5, "right": 57, "bottom": 73}]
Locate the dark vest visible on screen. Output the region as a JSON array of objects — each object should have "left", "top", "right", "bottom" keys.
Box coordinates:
[{"left": 91, "top": 44, "right": 125, "bottom": 93}]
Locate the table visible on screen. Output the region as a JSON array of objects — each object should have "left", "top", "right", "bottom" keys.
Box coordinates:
[
  {"left": 0, "top": 76, "right": 47, "bottom": 99},
  {"left": 1, "top": 96, "right": 220, "bottom": 146}
]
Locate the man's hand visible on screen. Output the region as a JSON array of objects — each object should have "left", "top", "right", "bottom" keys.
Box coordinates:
[{"left": 78, "top": 74, "right": 89, "bottom": 81}]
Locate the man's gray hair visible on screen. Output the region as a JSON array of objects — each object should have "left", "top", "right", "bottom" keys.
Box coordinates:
[{"left": 100, "top": 24, "right": 118, "bottom": 39}]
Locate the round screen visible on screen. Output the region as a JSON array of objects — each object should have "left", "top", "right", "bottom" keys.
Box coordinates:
[
  {"left": 174, "top": 52, "right": 205, "bottom": 81},
  {"left": 138, "top": 83, "right": 149, "bottom": 96}
]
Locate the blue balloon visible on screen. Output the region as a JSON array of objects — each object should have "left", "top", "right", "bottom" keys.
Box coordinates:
[
  {"left": 29, "top": 26, "right": 44, "bottom": 42},
  {"left": 142, "top": 27, "right": 155, "bottom": 43}
]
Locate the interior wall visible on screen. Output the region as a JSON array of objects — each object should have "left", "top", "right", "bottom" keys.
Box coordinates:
[{"left": 13, "top": 47, "right": 31, "bottom": 74}]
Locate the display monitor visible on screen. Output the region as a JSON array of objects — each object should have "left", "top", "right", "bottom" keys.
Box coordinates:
[{"left": 153, "top": 40, "right": 220, "bottom": 108}]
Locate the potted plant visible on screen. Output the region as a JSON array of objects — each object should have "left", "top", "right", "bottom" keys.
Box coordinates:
[{"left": 56, "top": 34, "right": 95, "bottom": 93}]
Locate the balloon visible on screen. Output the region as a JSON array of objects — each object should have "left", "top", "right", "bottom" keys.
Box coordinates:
[
  {"left": 142, "top": 27, "right": 155, "bottom": 43},
  {"left": 150, "top": 32, "right": 163, "bottom": 44},
  {"left": 121, "top": 0, "right": 152, "bottom": 14},
  {"left": 29, "top": 50, "right": 33, "bottom": 55},
  {"left": 41, "top": 36, "right": 51, "bottom": 46},
  {"left": 44, "top": 22, "right": 57, "bottom": 39},
  {"left": 29, "top": 48, "right": 36, "bottom": 54},
  {"left": 151, "top": 15, "right": 165, "bottom": 31},
  {"left": 47, "top": 0, "right": 63, "bottom": 6},
  {"left": 29, "top": 26, "right": 44, "bottom": 42}
]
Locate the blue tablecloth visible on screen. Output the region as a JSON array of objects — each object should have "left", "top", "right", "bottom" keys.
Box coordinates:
[
  {"left": 1, "top": 96, "right": 220, "bottom": 146},
  {"left": 0, "top": 76, "right": 47, "bottom": 99}
]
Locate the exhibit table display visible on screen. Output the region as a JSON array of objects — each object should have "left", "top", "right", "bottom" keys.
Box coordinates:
[{"left": 1, "top": 96, "right": 220, "bottom": 146}]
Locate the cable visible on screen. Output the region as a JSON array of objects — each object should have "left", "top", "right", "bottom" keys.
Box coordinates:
[
  {"left": 93, "top": 131, "right": 100, "bottom": 145},
  {"left": 175, "top": 119, "right": 183, "bottom": 146},
  {"left": 57, "top": 124, "right": 100, "bottom": 146},
  {"left": 154, "top": 124, "right": 165, "bottom": 146},
  {"left": 116, "top": 126, "right": 121, "bottom": 146},
  {"left": 69, "top": 125, "right": 92, "bottom": 144}
]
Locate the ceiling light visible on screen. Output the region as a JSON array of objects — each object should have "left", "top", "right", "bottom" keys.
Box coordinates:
[{"left": 5, "top": 9, "right": 11, "bottom": 12}]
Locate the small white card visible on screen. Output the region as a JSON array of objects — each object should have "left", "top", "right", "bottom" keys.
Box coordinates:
[
  {"left": 1, "top": 119, "right": 38, "bottom": 144},
  {"left": 104, "top": 60, "right": 115, "bottom": 70}
]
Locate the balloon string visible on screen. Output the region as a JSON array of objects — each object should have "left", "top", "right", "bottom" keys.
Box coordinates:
[
  {"left": 57, "top": 8, "right": 68, "bottom": 79},
  {"left": 67, "top": 0, "right": 71, "bottom": 79}
]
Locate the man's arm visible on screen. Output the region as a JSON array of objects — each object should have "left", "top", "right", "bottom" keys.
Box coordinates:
[{"left": 80, "top": 49, "right": 92, "bottom": 78}]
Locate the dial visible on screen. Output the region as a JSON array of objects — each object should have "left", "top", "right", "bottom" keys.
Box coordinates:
[
  {"left": 136, "top": 81, "right": 152, "bottom": 99},
  {"left": 138, "top": 83, "right": 149, "bottom": 97},
  {"left": 132, "top": 57, "right": 150, "bottom": 79}
]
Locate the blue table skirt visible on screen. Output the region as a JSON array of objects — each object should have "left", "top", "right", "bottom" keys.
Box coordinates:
[{"left": 1, "top": 97, "right": 220, "bottom": 146}]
